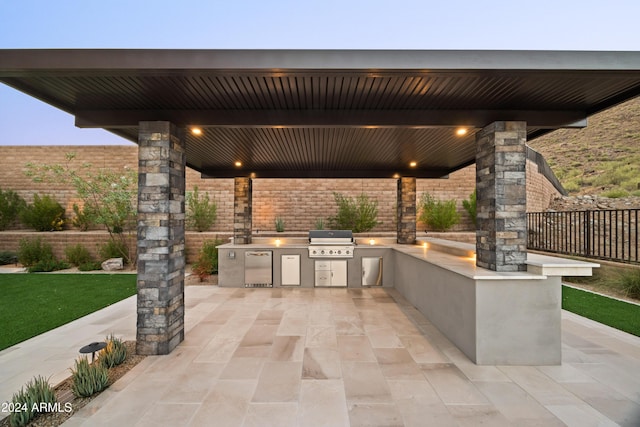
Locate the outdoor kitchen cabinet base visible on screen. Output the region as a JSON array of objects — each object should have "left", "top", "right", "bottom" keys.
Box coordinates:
[
  {"left": 217, "top": 244, "right": 393, "bottom": 288},
  {"left": 314, "top": 260, "right": 347, "bottom": 287}
]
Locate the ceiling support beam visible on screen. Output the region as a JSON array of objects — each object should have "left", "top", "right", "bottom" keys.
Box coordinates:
[
  {"left": 75, "top": 109, "right": 587, "bottom": 129},
  {"left": 200, "top": 168, "right": 452, "bottom": 179}
]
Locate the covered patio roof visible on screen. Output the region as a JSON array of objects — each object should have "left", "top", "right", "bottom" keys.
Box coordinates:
[{"left": 1, "top": 49, "right": 640, "bottom": 178}]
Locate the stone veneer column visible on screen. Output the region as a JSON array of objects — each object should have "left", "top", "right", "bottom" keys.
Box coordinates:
[
  {"left": 476, "top": 121, "right": 527, "bottom": 271},
  {"left": 136, "top": 121, "right": 186, "bottom": 355},
  {"left": 234, "top": 177, "right": 252, "bottom": 244},
  {"left": 397, "top": 177, "right": 417, "bottom": 244}
]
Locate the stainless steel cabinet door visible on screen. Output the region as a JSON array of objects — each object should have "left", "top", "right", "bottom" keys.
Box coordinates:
[
  {"left": 362, "top": 257, "right": 383, "bottom": 286},
  {"left": 330, "top": 260, "right": 347, "bottom": 287},
  {"left": 281, "top": 255, "right": 300, "bottom": 286}
]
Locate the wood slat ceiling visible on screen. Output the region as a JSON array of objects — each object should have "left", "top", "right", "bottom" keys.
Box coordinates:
[{"left": 2, "top": 49, "right": 640, "bottom": 178}]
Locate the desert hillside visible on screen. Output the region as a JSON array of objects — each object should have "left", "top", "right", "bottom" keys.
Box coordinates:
[{"left": 528, "top": 96, "right": 640, "bottom": 197}]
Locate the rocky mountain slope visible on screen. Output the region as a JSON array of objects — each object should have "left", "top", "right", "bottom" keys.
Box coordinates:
[{"left": 528, "top": 96, "right": 640, "bottom": 197}]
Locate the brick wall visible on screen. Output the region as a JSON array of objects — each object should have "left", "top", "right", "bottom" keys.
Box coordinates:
[
  {"left": 0, "top": 145, "right": 560, "bottom": 238},
  {"left": 526, "top": 161, "right": 562, "bottom": 213}
]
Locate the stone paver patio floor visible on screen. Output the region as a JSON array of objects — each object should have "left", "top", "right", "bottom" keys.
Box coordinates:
[{"left": 1, "top": 285, "right": 639, "bottom": 426}]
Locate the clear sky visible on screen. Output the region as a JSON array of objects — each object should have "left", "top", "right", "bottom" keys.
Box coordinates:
[{"left": 1, "top": 0, "right": 639, "bottom": 146}]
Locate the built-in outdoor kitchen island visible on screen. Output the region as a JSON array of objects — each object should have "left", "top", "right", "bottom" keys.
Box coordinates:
[
  {"left": 218, "top": 230, "right": 395, "bottom": 289},
  {"left": 218, "top": 234, "right": 598, "bottom": 365}
]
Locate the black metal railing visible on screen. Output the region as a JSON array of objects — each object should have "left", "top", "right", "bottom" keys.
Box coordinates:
[{"left": 527, "top": 209, "right": 639, "bottom": 264}]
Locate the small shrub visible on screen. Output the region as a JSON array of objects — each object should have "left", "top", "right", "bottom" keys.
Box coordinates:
[
  {"left": 186, "top": 186, "right": 217, "bottom": 232},
  {"left": 601, "top": 188, "right": 629, "bottom": 198},
  {"left": 9, "top": 375, "right": 57, "bottom": 427},
  {"left": 0, "top": 188, "right": 26, "bottom": 231},
  {"left": 0, "top": 251, "right": 18, "bottom": 265},
  {"left": 20, "top": 194, "right": 65, "bottom": 231},
  {"left": 620, "top": 270, "right": 640, "bottom": 299},
  {"left": 314, "top": 218, "right": 325, "bottom": 230},
  {"left": 65, "top": 243, "right": 94, "bottom": 266},
  {"left": 462, "top": 189, "right": 477, "bottom": 227},
  {"left": 18, "top": 237, "right": 54, "bottom": 267},
  {"left": 99, "top": 334, "right": 127, "bottom": 368},
  {"left": 78, "top": 261, "right": 103, "bottom": 271},
  {"left": 99, "top": 239, "right": 129, "bottom": 263},
  {"left": 192, "top": 238, "right": 223, "bottom": 281},
  {"left": 72, "top": 203, "right": 93, "bottom": 231},
  {"left": 71, "top": 357, "right": 109, "bottom": 398},
  {"left": 329, "top": 192, "right": 380, "bottom": 233},
  {"left": 275, "top": 217, "right": 285, "bottom": 232},
  {"left": 418, "top": 193, "right": 460, "bottom": 232},
  {"left": 27, "top": 259, "right": 70, "bottom": 273}
]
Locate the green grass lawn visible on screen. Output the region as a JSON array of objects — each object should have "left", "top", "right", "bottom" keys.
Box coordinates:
[
  {"left": 562, "top": 285, "right": 640, "bottom": 337},
  {"left": 0, "top": 274, "right": 136, "bottom": 351}
]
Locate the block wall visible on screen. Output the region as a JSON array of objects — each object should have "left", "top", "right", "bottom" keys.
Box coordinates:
[{"left": 0, "top": 145, "right": 560, "bottom": 237}]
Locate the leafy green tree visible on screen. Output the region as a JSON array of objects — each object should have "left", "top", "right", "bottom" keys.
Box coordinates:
[
  {"left": 329, "top": 192, "right": 380, "bottom": 233},
  {"left": 24, "top": 153, "right": 137, "bottom": 264},
  {"left": 186, "top": 186, "right": 217, "bottom": 232}
]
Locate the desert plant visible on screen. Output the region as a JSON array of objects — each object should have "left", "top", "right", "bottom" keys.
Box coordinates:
[
  {"left": 620, "top": 269, "right": 640, "bottom": 299},
  {"left": 71, "top": 203, "right": 93, "bottom": 231},
  {"left": 0, "top": 251, "right": 18, "bottom": 265},
  {"left": 27, "top": 259, "right": 70, "bottom": 273},
  {"left": 186, "top": 186, "right": 218, "bottom": 232},
  {"left": 275, "top": 217, "right": 285, "bottom": 232},
  {"left": 192, "top": 238, "right": 223, "bottom": 281},
  {"left": 314, "top": 218, "right": 325, "bottom": 230},
  {"left": 65, "top": 243, "right": 94, "bottom": 267},
  {"left": 329, "top": 192, "right": 380, "bottom": 233},
  {"left": 0, "top": 188, "right": 26, "bottom": 231},
  {"left": 98, "top": 239, "right": 129, "bottom": 263},
  {"left": 25, "top": 153, "right": 137, "bottom": 263},
  {"left": 418, "top": 193, "right": 460, "bottom": 232},
  {"left": 99, "top": 334, "right": 127, "bottom": 368},
  {"left": 78, "top": 261, "right": 103, "bottom": 271},
  {"left": 71, "top": 356, "right": 109, "bottom": 398},
  {"left": 20, "top": 194, "right": 64, "bottom": 231},
  {"left": 601, "top": 188, "right": 629, "bottom": 198},
  {"left": 9, "top": 375, "right": 57, "bottom": 427},
  {"left": 17, "top": 237, "right": 54, "bottom": 267},
  {"left": 462, "top": 189, "right": 477, "bottom": 226}
]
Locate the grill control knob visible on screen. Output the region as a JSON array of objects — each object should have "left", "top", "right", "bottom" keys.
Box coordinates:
[
  {"left": 329, "top": 250, "right": 333, "bottom": 254},
  {"left": 320, "top": 250, "right": 325, "bottom": 255},
  {"left": 337, "top": 250, "right": 342, "bottom": 254}
]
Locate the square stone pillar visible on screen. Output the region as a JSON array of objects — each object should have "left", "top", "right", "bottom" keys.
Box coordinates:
[
  {"left": 136, "top": 121, "right": 186, "bottom": 355},
  {"left": 397, "top": 177, "right": 417, "bottom": 244},
  {"left": 234, "top": 177, "right": 252, "bottom": 244},
  {"left": 476, "top": 121, "right": 527, "bottom": 271}
]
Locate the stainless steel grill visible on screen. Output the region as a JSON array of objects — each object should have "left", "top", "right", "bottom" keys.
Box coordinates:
[{"left": 308, "top": 230, "right": 355, "bottom": 258}]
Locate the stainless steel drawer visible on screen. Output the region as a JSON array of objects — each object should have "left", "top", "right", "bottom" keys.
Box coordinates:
[
  {"left": 315, "top": 260, "right": 331, "bottom": 271},
  {"left": 315, "top": 271, "right": 331, "bottom": 286}
]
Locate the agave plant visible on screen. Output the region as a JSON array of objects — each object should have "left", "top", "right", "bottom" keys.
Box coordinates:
[
  {"left": 71, "top": 357, "right": 108, "bottom": 398},
  {"left": 99, "top": 334, "right": 127, "bottom": 368}
]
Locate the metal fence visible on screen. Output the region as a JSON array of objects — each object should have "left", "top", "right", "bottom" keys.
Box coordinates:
[{"left": 527, "top": 209, "right": 639, "bottom": 264}]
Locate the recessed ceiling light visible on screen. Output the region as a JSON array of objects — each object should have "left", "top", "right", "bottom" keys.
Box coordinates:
[
  {"left": 409, "top": 161, "right": 417, "bottom": 168},
  {"left": 234, "top": 161, "right": 242, "bottom": 167},
  {"left": 456, "top": 128, "right": 468, "bottom": 136},
  {"left": 191, "top": 127, "right": 202, "bottom": 135}
]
